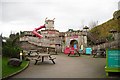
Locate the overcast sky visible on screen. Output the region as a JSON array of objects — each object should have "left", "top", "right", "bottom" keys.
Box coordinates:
[{"left": 0, "top": 0, "right": 119, "bottom": 37}]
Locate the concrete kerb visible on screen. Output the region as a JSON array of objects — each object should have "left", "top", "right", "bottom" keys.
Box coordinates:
[{"left": 2, "top": 61, "right": 30, "bottom": 80}]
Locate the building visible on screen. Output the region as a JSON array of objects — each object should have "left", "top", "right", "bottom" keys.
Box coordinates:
[
  {"left": 20, "top": 19, "right": 88, "bottom": 52},
  {"left": 40, "top": 18, "right": 61, "bottom": 48},
  {"left": 20, "top": 18, "right": 63, "bottom": 52},
  {"left": 64, "top": 29, "right": 87, "bottom": 51}
]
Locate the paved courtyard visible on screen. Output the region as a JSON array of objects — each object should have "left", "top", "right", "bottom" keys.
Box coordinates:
[{"left": 11, "top": 53, "right": 106, "bottom": 78}]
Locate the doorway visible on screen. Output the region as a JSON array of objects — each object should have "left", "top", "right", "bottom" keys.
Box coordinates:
[{"left": 70, "top": 40, "right": 78, "bottom": 48}]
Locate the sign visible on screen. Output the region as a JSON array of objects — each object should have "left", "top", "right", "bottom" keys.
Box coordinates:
[
  {"left": 86, "top": 48, "right": 92, "bottom": 54},
  {"left": 105, "top": 49, "right": 120, "bottom": 76},
  {"left": 107, "top": 49, "right": 120, "bottom": 68},
  {"left": 71, "top": 36, "right": 78, "bottom": 39}
]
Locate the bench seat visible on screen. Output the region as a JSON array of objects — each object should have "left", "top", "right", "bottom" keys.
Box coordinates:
[{"left": 49, "top": 57, "right": 56, "bottom": 64}]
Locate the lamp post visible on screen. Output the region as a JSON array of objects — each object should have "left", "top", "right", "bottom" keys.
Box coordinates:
[
  {"left": 109, "top": 29, "right": 117, "bottom": 41},
  {"left": 109, "top": 29, "right": 117, "bottom": 48},
  {"left": 83, "top": 26, "right": 89, "bottom": 31},
  {"left": 20, "top": 52, "right": 23, "bottom": 61},
  {"left": 83, "top": 26, "right": 89, "bottom": 47},
  {"left": 47, "top": 47, "right": 49, "bottom": 54}
]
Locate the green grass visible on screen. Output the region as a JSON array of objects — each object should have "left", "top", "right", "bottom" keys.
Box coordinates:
[
  {"left": 2, "top": 57, "right": 29, "bottom": 78},
  {"left": 90, "top": 10, "right": 120, "bottom": 39}
]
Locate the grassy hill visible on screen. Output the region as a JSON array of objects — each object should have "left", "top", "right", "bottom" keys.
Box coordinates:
[{"left": 89, "top": 10, "right": 120, "bottom": 41}]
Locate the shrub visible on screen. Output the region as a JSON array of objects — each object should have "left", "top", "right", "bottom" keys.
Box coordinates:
[
  {"left": 2, "top": 33, "right": 22, "bottom": 58},
  {"left": 2, "top": 45, "right": 21, "bottom": 58}
]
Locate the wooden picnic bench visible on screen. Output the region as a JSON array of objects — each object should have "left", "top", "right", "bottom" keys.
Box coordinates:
[
  {"left": 28, "top": 50, "right": 39, "bottom": 56},
  {"left": 33, "top": 54, "right": 56, "bottom": 65},
  {"left": 93, "top": 50, "right": 106, "bottom": 58},
  {"left": 49, "top": 56, "right": 56, "bottom": 64}
]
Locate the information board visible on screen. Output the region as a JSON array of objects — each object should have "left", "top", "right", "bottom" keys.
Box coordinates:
[
  {"left": 107, "top": 49, "right": 120, "bottom": 68},
  {"left": 86, "top": 48, "right": 92, "bottom": 54}
]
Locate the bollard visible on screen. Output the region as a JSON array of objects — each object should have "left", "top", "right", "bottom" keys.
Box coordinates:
[{"left": 20, "top": 52, "right": 23, "bottom": 61}]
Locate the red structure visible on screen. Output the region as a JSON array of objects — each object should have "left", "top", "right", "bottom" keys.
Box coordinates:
[
  {"left": 64, "top": 46, "right": 75, "bottom": 54},
  {"left": 32, "top": 24, "right": 45, "bottom": 38}
]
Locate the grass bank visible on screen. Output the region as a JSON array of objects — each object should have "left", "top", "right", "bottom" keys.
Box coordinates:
[{"left": 2, "top": 57, "right": 29, "bottom": 78}]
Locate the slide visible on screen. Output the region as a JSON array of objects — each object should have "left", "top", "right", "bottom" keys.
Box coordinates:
[{"left": 32, "top": 24, "right": 45, "bottom": 38}]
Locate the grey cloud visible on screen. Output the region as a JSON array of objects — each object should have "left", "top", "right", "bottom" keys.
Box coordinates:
[
  {"left": 2, "top": 2, "right": 48, "bottom": 22},
  {"left": 0, "top": 0, "right": 119, "bottom": 37},
  {"left": 0, "top": 0, "right": 2, "bottom": 22},
  {"left": 1, "top": 0, "right": 52, "bottom": 3}
]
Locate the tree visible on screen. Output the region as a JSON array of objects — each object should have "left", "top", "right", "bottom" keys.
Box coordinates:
[
  {"left": 89, "top": 21, "right": 98, "bottom": 29},
  {"left": 2, "top": 33, "right": 22, "bottom": 58}
]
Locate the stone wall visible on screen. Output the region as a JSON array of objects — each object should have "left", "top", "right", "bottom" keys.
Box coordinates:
[
  {"left": 92, "top": 40, "right": 119, "bottom": 50},
  {"left": 20, "top": 41, "right": 57, "bottom": 53}
]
